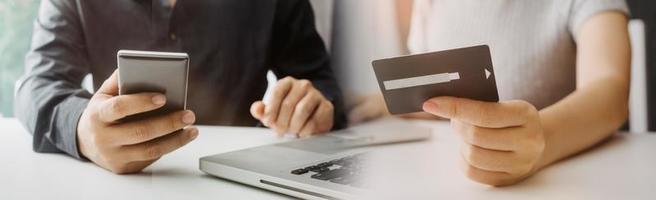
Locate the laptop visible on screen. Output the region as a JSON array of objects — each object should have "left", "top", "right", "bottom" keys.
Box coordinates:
[{"left": 199, "top": 118, "right": 432, "bottom": 199}]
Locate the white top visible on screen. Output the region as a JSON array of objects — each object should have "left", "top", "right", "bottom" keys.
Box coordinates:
[
  {"left": 408, "top": 0, "right": 629, "bottom": 109},
  {"left": 2, "top": 118, "right": 656, "bottom": 199}
]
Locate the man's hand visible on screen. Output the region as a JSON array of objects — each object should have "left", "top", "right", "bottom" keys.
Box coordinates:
[
  {"left": 423, "top": 97, "right": 546, "bottom": 186},
  {"left": 250, "top": 76, "right": 334, "bottom": 138},
  {"left": 77, "top": 71, "right": 198, "bottom": 174}
]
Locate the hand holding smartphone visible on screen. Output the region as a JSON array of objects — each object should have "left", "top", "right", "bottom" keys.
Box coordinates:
[
  {"left": 117, "top": 50, "right": 189, "bottom": 120},
  {"left": 76, "top": 50, "right": 196, "bottom": 174}
]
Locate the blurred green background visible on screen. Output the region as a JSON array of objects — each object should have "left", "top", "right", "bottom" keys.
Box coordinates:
[{"left": 0, "top": 0, "right": 39, "bottom": 117}]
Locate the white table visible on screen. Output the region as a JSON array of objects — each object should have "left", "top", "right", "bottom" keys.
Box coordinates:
[
  {"left": 362, "top": 121, "right": 656, "bottom": 200},
  {"left": 1, "top": 118, "right": 296, "bottom": 200},
  {"left": 1, "top": 118, "right": 655, "bottom": 200}
]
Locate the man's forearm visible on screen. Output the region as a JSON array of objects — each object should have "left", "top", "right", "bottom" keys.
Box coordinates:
[
  {"left": 16, "top": 0, "right": 92, "bottom": 159},
  {"left": 537, "top": 76, "right": 629, "bottom": 169},
  {"left": 15, "top": 74, "right": 91, "bottom": 159}
]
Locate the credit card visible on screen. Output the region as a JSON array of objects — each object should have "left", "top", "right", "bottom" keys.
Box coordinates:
[{"left": 372, "top": 45, "right": 499, "bottom": 114}]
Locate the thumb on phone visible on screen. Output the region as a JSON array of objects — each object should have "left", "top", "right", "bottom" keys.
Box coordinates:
[{"left": 98, "top": 70, "right": 119, "bottom": 95}]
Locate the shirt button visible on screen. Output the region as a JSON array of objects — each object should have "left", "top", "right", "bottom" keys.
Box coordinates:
[{"left": 169, "top": 33, "right": 177, "bottom": 40}]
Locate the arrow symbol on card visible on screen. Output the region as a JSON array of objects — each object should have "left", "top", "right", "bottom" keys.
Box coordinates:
[{"left": 485, "top": 69, "right": 491, "bottom": 79}]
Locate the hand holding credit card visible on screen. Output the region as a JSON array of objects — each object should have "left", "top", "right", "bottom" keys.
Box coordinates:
[{"left": 372, "top": 45, "right": 499, "bottom": 115}]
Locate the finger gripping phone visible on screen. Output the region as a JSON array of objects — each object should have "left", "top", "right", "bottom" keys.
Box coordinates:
[{"left": 117, "top": 50, "right": 189, "bottom": 121}]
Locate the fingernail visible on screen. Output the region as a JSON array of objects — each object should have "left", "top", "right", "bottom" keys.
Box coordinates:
[
  {"left": 277, "top": 129, "right": 286, "bottom": 136},
  {"left": 423, "top": 101, "right": 438, "bottom": 112},
  {"left": 189, "top": 128, "right": 199, "bottom": 140},
  {"left": 182, "top": 111, "right": 196, "bottom": 124},
  {"left": 262, "top": 117, "right": 270, "bottom": 127},
  {"left": 152, "top": 95, "right": 166, "bottom": 105},
  {"left": 264, "top": 117, "right": 274, "bottom": 127}
]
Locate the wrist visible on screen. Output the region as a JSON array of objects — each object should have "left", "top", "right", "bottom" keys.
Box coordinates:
[
  {"left": 534, "top": 110, "right": 558, "bottom": 170},
  {"left": 76, "top": 123, "right": 89, "bottom": 160},
  {"left": 76, "top": 109, "right": 94, "bottom": 161}
]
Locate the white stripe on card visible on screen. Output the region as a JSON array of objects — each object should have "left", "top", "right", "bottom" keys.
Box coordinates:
[{"left": 383, "top": 72, "right": 460, "bottom": 90}]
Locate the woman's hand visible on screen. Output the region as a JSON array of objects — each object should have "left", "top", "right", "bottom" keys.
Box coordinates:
[
  {"left": 423, "top": 96, "right": 546, "bottom": 186},
  {"left": 346, "top": 94, "right": 389, "bottom": 125}
]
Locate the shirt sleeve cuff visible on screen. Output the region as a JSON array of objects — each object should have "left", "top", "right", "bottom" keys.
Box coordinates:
[
  {"left": 311, "top": 80, "right": 347, "bottom": 130},
  {"left": 53, "top": 95, "right": 90, "bottom": 160}
]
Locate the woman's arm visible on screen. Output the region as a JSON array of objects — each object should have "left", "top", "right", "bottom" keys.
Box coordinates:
[
  {"left": 537, "top": 11, "right": 630, "bottom": 169},
  {"left": 422, "top": 11, "right": 630, "bottom": 186}
]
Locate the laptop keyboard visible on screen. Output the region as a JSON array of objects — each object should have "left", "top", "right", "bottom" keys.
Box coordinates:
[{"left": 290, "top": 153, "right": 366, "bottom": 187}]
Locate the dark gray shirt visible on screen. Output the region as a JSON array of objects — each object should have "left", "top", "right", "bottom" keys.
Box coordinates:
[{"left": 15, "top": 0, "right": 346, "bottom": 159}]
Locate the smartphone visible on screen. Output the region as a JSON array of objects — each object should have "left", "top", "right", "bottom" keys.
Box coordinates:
[{"left": 117, "top": 50, "right": 189, "bottom": 121}]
